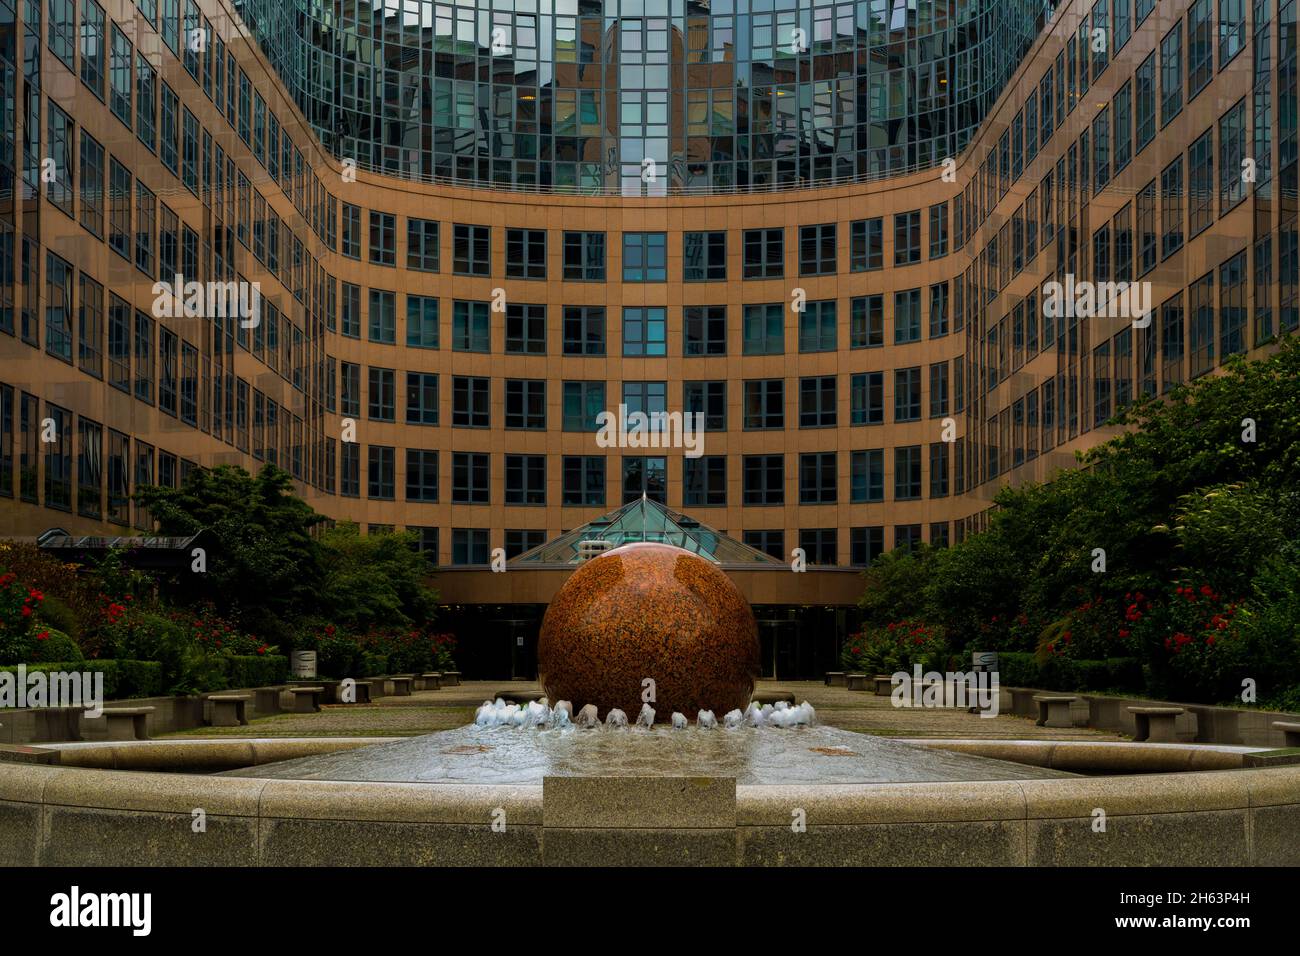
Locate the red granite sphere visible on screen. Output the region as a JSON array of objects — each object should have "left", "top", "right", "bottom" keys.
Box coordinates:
[{"left": 538, "top": 542, "right": 760, "bottom": 721}]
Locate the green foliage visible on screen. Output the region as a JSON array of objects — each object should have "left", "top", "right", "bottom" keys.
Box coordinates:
[
  {"left": 318, "top": 523, "right": 439, "bottom": 633},
  {"left": 852, "top": 337, "right": 1300, "bottom": 704},
  {"left": 841, "top": 620, "right": 949, "bottom": 675},
  {"left": 224, "top": 654, "right": 289, "bottom": 688},
  {"left": 134, "top": 464, "right": 327, "bottom": 644},
  {"left": 30, "top": 628, "right": 83, "bottom": 664},
  {"left": 0, "top": 660, "right": 163, "bottom": 699}
]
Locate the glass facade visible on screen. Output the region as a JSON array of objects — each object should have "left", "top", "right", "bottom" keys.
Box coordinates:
[{"left": 238, "top": 0, "right": 1056, "bottom": 191}]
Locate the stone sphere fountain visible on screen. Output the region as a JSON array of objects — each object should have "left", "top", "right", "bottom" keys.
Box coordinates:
[{"left": 537, "top": 541, "right": 761, "bottom": 721}]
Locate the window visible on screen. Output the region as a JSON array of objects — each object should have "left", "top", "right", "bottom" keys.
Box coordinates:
[
  {"left": 159, "top": 85, "right": 178, "bottom": 173},
  {"left": 894, "top": 211, "right": 921, "bottom": 265},
  {"left": 505, "top": 380, "right": 546, "bottom": 430},
  {"left": 452, "top": 452, "right": 490, "bottom": 504},
  {"left": 1219, "top": 100, "right": 1247, "bottom": 214},
  {"left": 929, "top": 362, "right": 950, "bottom": 417},
  {"left": 505, "top": 531, "right": 546, "bottom": 559},
  {"left": 366, "top": 446, "right": 395, "bottom": 499},
  {"left": 81, "top": 1, "right": 106, "bottom": 98},
  {"left": 929, "top": 443, "right": 950, "bottom": 498},
  {"left": 406, "top": 449, "right": 438, "bottom": 502},
  {"left": 929, "top": 283, "right": 950, "bottom": 338},
  {"left": 742, "top": 304, "right": 783, "bottom": 355},
  {"left": 136, "top": 54, "right": 156, "bottom": 151},
  {"left": 851, "top": 449, "right": 885, "bottom": 503},
  {"left": 743, "top": 455, "right": 784, "bottom": 505},
  {"left": 368, "top": 289, "right": 396, "bottom": 344},
  {"left": 407, "top": 296, "right": 438, "bottom": 349},
  {"left": 1113, "top": 81, "right": 1132, "bottom": 173},
  {"left": 683, "top": 231, "right": 726, "bottom": 281},
  {"left": 562, "top": 381, "right": 605, "bottom": 431},
  {"left": 453, "top": 224, "right": 490, "bottom": 276},
  {"left": 1218, "top": 0, "right": 1245, "bottom": 65},
  {"left": 563, "top": 456, "right": 605, "bottom": 506},
  {"left": 622, "top": 457, "right": 666, "bottom": 503},
  {"left": 684, "top": 306, "right": 726, "bottom": 355},
  {"left": 341, "top": 443, "right": 360, "bottom": 497},
  {"left": 341, "top": 204, "right": 361, "bottom": 258},
  {"left": 1188, "top": 128, "right": 1214, "bottom": 238},
  {"left": 929, "top": 204, "right": 949, "bottom": 258},
  {"left": 79, "top": 132, "right": 105, "bottom": 238},
  {"left": 452, "top": 529, "right": 490, "bottom": 565},
  {"left": 46, "top": 105, "right": 74, "bottom": 217},
  {"left": 799, "top": 224, "right": 836, "bottom": 276},
  {"left": 744, "top": 531, "right": 785, "bottom": 561},
  {"left": 1162, "top": 293, "right": 1186, "bottom": 389},
  {"left": 851, "top": 372, "right": 885, "bottom": 425},
  {"left": 369, "top": 211, "right": 396, "bottom": 266},
  {"left": 1186, "top": 0, "right": 1212, "bottom": 98},
  {"left": 622, "top": 307, "right": 667, "bottom": 356},
  {"left": 893, "top": 289, "right": 922, "bottom": 343},
  {"left": 1136, "top": 53, "right": 1156, "bottom": 152},
  {"left": 406, "top": 373, "right": 438, "bottom": 426},
  {"left": 505, "top": 455, "right": 546, "bottom": 505},
  {"left": 850, "top": 218, "right": 883, "bottom": 271},
  {"left": 1161, "top": 158, "right": 1184, "bottom": 258},
  {"left": 1189, "top": 270, "right": 1215, "bottom": 377},
  {"left": 563, "top": 306, "right": 605, "bottom": 355},
  {"left": 158, "top": 328, "right": 178, "bottom": 416},
  {"left": 407, "top": 219, "right": 439, "bottom": 272},
  {"left": 743, "top": 228, "right": 783, "bottom": 278},
  {"left": 1160, "top": 24, "right": 1182, "bottom": 125},
  {"left": 850, "top": 527, "right": 885, "bottom": 567},
  {"left": 799, "top": 453, "right": 837, "bottom": 505},
  {"left": 894, "top": 446, "right": 922, "bottom": 500},
  {"left": 683, "top": 381, "right": 725, "bottom": 431},
  {"left": 78, "top": 274, "right": 103, "bottom": 378},
  {"left": 743, "top": 379, "right": 783, "bottom": 429},
  {"left": 368, "top": 368, "right": 396, "bottom": 421},
  {"left": 799, "top": 377, "right": 836, "bottom": 428},
  {"left": 452, "top": 300, "right": 490, "bottom": 352},
  {"left": 1220, "top": 251, "right": 1246, "bottom": 358},
  {"left": 1093, "top": 107, "right": 1110, "bottom": 191},
  {"left": 452, "top": 377, "right": 490, "bottom": 428},
  {"left": 683, "top": 457, "right": 726, "bottom": 506},
  {"left": 110, "top": 25, "right": 131, "bottom": 125},
  {"left": 1138, "top": 179, "right": 1157, "bottom": 273},
  {"left": 894, "top": 368, "right": 922, "bottom": 422},
  {"left": 341, "top": 283, "right": 360, "bottom": 338},
  {"left": 43, "top": 253, "right": 73, "bottom": 362},
  {"left": 622, "top": 232, "right": 667, "bottom": 282},
  {"left": 45, "top": 404, "right": 72, "bottom": 510},
  {"left": 851, "top": 295, "right": 884, "bottom": 348},
  {"left": 108, "top": 295, "right": 130, "bottom": 391},
  {"left": 562, "top": 231, "right": 605, "bottom": 280},
  {"left": 800, "top": 529, "right": 837, "bottom": 566},
  {"left": 506, "top": 303, "right": 546, "bottom": 354},
  {"left": 133, "top": 312, "right": 153, "bottom": 403},
  {"left": 506, "top": 228, "right": 546, "bottom": 279}
]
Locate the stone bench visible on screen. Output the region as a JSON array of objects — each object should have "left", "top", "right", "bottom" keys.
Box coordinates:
[
  {"left": 845, "top": 673, "right": 869, "bottom": 691},
  {"left": 874, "top": 675, "right": 894, "bottom": 696},
  {"left": 824, "top": 671, "right": 846, "bottom": 687},
  {"left": 208, "top": 694, "right": 251, "bottom": 727},
  {"left": 347, "top": 680, "right": 372, "bottom": 704},
  {"left": 1272, "top": 721, "right": 1300, "bottom": 747},
  {"left": 32, "top": 706, "right": 84, "bottom": 743},
  {"left": 441, "top": 671, "right": 461, "bottom": 687},
  {"left": 390, "top": 676, "right": 414, "bottom": 697},
  {"left": 419, "top": 672, "right": 442, "bottom": 691},
  {"left": 254, "top": 687, "right": 284, "bottom": 715},
  {"left": 751, "top": 689, "right": 796, "bottom": 706},
  {"left": 1034, "top": 695, "right": 1079, "bottom": 729},
  {"left": 101, "top": 707, "right": 155, "bottom": 741},
  {"left": 287, "top": 687, "right": 324, "bottom": 714},
  {"left": 367, "top": 677, "right": 389, "bottom": 698},
  {"left": 1128, "top": 706, "right": 1185, "bottom": 742}
]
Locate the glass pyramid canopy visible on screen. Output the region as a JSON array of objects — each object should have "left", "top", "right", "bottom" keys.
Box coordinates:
[{"left": 510, "top": 494, "right": 785, "bottom": 567}]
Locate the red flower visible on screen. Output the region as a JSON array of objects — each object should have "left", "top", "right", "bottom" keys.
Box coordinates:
[
  {"left": 21, "top": 606, "right": 31, "bottom": 617},
  {"left": 1200, "top": 585, "right": 1213, "bottom": 596},
  {"left": 36, "top": 630, "right": 48, "bottom": 641}
]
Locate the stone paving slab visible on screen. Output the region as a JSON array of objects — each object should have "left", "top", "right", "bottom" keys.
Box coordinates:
[{"left": 165, "top": 680, "right": 1121, "bottom": 740}]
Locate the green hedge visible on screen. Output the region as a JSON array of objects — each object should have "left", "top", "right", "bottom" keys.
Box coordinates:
[
  {"left": 223, "top": 654, "right": 289, "bottom": 688},
  {"left": 996, "top": 652, "right": 1144, "bottom": 693},
  {"left": 361, "top": 653, "right": 388, "bottom": 677},
  {"left": 0, "top": 660, "right": 163, "bottom": 699}
]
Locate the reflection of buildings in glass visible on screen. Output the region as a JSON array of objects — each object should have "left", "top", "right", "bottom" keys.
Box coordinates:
[{"left": 240, "top": 0, "right": 1047, "bottom": 190}]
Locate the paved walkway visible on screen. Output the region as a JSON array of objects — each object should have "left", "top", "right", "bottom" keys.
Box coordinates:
[{"left": 168, "top": 680, "right": 1122, "bottom": 740}]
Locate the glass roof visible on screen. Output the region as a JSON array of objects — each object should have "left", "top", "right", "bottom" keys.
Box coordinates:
[{"left": 510, "top": 495, "right": 785, "bottom": 567}]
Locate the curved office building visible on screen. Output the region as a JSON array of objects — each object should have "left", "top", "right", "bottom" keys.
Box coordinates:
[{"left": 0, "top": 0, "right": 1296, "bottom": 675}]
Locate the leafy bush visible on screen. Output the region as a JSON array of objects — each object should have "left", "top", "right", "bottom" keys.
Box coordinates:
[
  {"left": 841, "top": 620, "right": 949, "bottom": 675},
  {"left": 0, "top": 660, "right": 163, "bottom": 699},
  {"left": 224, "top": 654, "right": 289, "bottom": 688},
  {"left": 30, "top": 628, "right": 83, "bottom": 663}
]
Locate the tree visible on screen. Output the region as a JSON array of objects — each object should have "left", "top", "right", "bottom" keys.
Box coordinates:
[
  {"left": 134, "top": 465, "right": 326, "bottom": 643},
  {"left": 318, "top": 522, "right": 439, "bottom": 633}
]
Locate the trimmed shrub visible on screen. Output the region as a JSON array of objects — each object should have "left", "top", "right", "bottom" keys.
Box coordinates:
[
  {"left": 224, "top": 654, "right": 289, "bottom": 688},
  {"left": 0, "top": 660, "right": 163, "bottom": 700},
  {"left": 361, "top": 652, "right": 388, "bottom": 677},
  {"left": 29, "top": 628, "right": 83, "bottom": 664}
]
